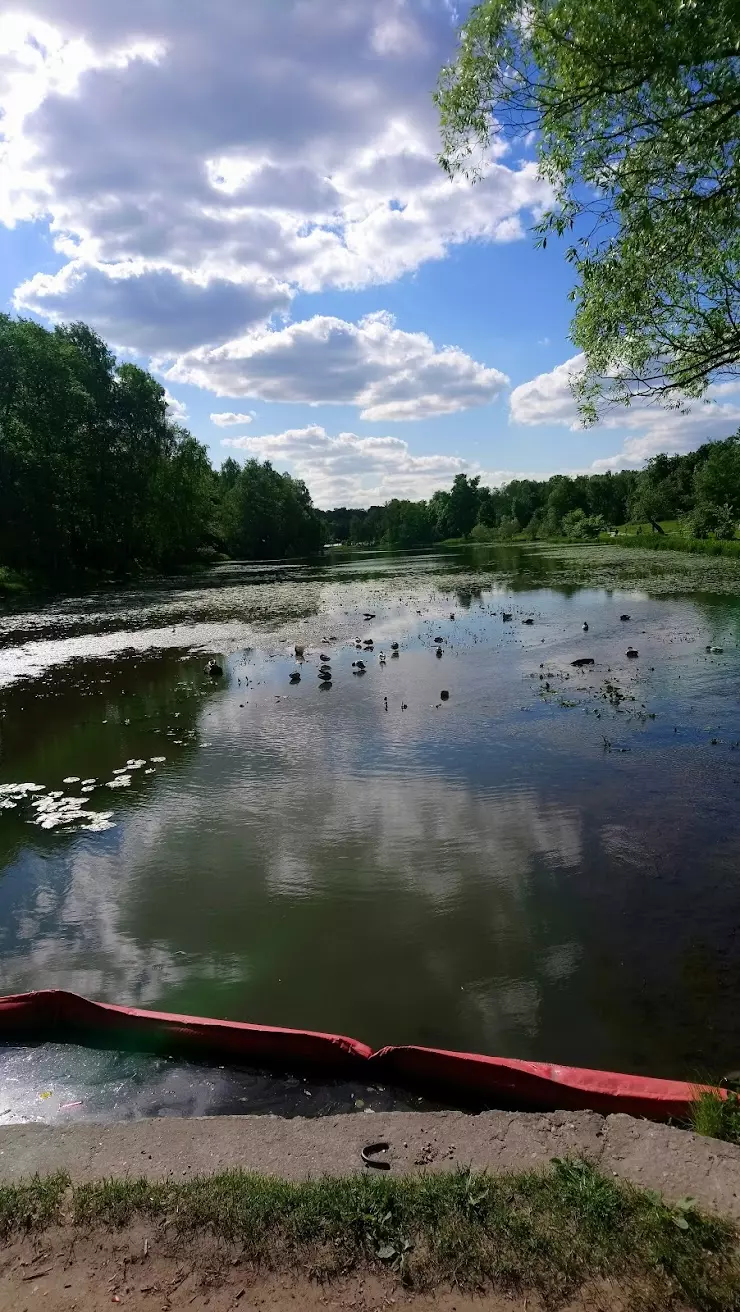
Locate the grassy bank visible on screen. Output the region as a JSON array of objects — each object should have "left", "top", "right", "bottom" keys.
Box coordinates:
[
  {"left": 692, "top": 1090, "right": 740, "bottom": 1146},
  {"left": 0, "top": 565, "right": 31, "bottom": 597},
  {"left": 2, "top": 1160, "right": 738, "bottom": 1307},
  {"left": 601, "top": 533, "right": 740, "bottom": 560}
]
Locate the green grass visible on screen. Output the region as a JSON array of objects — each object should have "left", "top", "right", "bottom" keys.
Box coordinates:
[
  {"left": 1, "top": 1161, "right": 739, "bottom": 1307},
  {"left": 601, "top": 532, "right": 740, "bottom": 560},
  {"left": 614, "top": 521, "right": 682, "bottom": 536},
  {"left": 0, "top": 565, "right": 29, "bottom": 596},
  {"left": 691, "top": 1091, "right": 740, "bottom": 1147}
]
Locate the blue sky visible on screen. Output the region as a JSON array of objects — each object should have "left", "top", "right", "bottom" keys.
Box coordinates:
[{"left": 2, "top": 1, "right": 739, "bottom": 507}]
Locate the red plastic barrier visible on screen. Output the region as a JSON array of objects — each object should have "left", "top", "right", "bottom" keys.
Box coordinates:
[
  {"left": 369, "top": 1045, "right": 702, "bottom": 1121},
  {"left": 0, "top": 990, "right": 371, "bottom": 1074},
  {"left": 0, "top": 990, "right": 716, "bottom": 1121}
]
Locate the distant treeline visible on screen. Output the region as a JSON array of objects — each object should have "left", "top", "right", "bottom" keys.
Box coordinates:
[
  {"left": 0, "top": 316, "right": 321, "bottom": 578},
  {"left": 2, "top": 316, "right": 739, "bottom": 583},
  {"left": 319, "top": 436, "right": 740, "bottom": 547}
]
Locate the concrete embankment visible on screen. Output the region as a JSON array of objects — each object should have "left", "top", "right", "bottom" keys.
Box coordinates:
[{"left": 1, "top": 1108, "right": 739, "bottom": 1218}]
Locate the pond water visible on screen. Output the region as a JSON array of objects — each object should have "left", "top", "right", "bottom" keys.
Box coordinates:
[{"left": 2, "top": 542, "right": 740, "bottom": 1109}]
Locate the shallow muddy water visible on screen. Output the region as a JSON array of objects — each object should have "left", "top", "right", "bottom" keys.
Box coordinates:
[{"left": 2, "top": 542, "right": 740, "bottom": 1114}]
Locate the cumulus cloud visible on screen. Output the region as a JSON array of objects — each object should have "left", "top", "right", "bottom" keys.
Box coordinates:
[
  {"left": 170, "top": 311, "right": 508, "bottom": 419},
  {"left": 14, "top": 262, "right": 291, "bottom": 353},
  {"left": 510, "top": 354, "right": 740, "bottom": 470},
  {"left": 163, "top": 389, "right": 188, "bottom": 421},
  {"left": 0, "top": 1, "right": 550, "bottom": 360},
  {"left": 210, "top": 412, "right": 255, "bottom": 427},
  {"left": 221, "top": 422, "right": 525, "bottom": 506},
  {"left": 510, "top": 355, "right": 588, "bottom": 430},
  {"left": 222, "top": 424, "right": 477, "bottom": 507}
]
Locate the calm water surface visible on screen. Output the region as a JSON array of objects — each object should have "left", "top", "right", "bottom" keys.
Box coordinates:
[{"left": 2, "top": 543, "right": 740, "bottom": 1097}]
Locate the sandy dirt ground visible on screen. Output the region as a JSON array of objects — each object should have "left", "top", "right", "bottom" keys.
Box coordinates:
[
  {"left": 1, "top": 1109, "right": 740, "bottom": 1218},
  {"left": 0, "top": 1225, "right": 636, "bottom": 1312}
]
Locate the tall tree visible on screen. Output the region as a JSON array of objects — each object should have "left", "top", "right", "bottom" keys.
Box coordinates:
[{"left": 437, "top": 0, "right": 740, "bottom": 417}]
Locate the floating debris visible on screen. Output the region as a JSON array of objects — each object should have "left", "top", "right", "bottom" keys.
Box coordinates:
[
  {"left": 0, "top": 783, "right": 45, "bottom": 797},
  {"left": 620, "top": 614, "right": 631, "bottom": 622},
  {"left": 205, "top": 659, "right": 223, "bottom": 677},
  {"left": 126, "top": 760, "right": 147, "bottom": 770},
  {"left": 81, "top": 814, "right": 116, "bottom": 833},
  {"left": 289, "top": 670, "right": 301, "bottom": 683},
  {"left": 626, "top": 647, "right": 639, "bottom": 658},
  {"left": 63, "top": 776, "right": 81, "bottom": 785},
  {"left": 571, "top": 658, "right": 595, "bottom": 667},
  {"left": 151, "top": 756, "right": 166, "bottom": 764},
  {"left": 440, "top": 690, "right": 450, "bottom": 701},
  {"left": 582, "top": 622, "right": 589, "bottom": 631},
  {"left": 29, "top": 791, "right": 116, "bottom": 832},
  {"left": 522, "top": 618, "right": 534, "bottom": 626},
  {"left": 107, "top": 775, "right": 132, "bottom": 789},
  {"left": 502, "top": 613, "right": 512, "bottom": 622},
  {"left": 706, "top": 645, "right": 724, "bottom": 654}
]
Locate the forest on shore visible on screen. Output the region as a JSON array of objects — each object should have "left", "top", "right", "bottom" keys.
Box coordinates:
[
  {"left": 0, "top": 316, "right": 322, "bottom": 579},
  {"left": 2, "top": 315, "right": 740, "bottom": 585},
  {"left": 324, "top": 437, "right": 740, "bottom": 548}
]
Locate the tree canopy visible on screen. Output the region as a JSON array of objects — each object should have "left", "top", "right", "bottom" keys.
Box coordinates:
[
  {"left": 0, "top": 316, "right": 321, "bottom": 579},
  {"left": 436, "top": 0, "right": 740, "bottom": 417},
  {"left": 319, "top": 434, "right": 740, "bottom": 546}
]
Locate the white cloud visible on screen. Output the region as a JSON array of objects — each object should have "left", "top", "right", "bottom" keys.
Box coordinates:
[
  {"left": 211, "top": 412, "right": 255, "bottom": 427},
  {"left": 221, "top": 421, "right": 526, "bottom": 506},
  {"left": 14, "top": 261, "right": 291, "bottom": 353},
  {"left": 170, "top": 311, "right": 508, "bottom": 420},
  {"left": 222, "top": 424, "right": 477, "bottom": 507},
  {"left": 510, "top": 354, "right": 587, "bottom": 430},
  {"left": 0, "top": 2, "right": 550, "bottom": 360},
  {"left": 163, "top": 389, "right": 188, "bottom": 421},
  {"left": 510, "top": 355, "right": 740, "bottom": 470}
]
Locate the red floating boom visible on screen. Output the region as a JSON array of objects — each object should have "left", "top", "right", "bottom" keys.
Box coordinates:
[{"left": 0, "top": 990, "right": 716, "bottom": 1122}]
